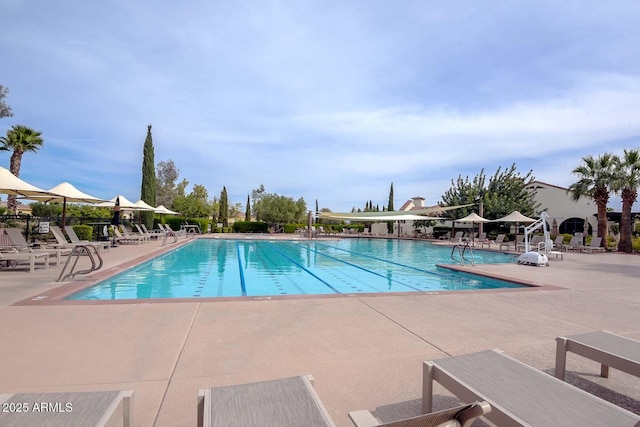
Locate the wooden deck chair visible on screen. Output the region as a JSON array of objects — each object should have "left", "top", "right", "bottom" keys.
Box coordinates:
[
  {"left": 0, "top": 390, "right": 133, "bottom": 426},
  {"left": 423, "top": 349, "right": 640, "bottom": 426},
  {"left": 198, "top": 375, "right": 335, "bottom": 427},
  {"left": 349, "top": 401, "right": 491, "bottom": 427}
]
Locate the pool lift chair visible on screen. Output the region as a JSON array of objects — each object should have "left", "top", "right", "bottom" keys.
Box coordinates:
[{"left": 516, "top": 211, "right": 551, "bottom": 267}]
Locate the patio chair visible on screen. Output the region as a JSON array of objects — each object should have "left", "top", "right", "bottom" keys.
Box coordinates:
[
  {"left": 552, "top": 235, "right": 565, "bottom": 251},
  {"left": 140, "top": 223, "right": 161, "bottom": 239},
  {"left": 422, "top": 349, "right": 640, "bottom": 426},
  {"left": 482, "top": 234, "right": 504, "bottom": 249},
  {"left": 449, "top": 231, "right": 463, "bottom": 245},
  {"left": 349, "top": 401, "right": 491, "bottom": 427},
  {"left": 51, "top": 225, "right": 110, "bottom": 254},
  {"left": 563, "top": 236, "right": 583, "bottom": 252},
  {"left": 64, "top": 225, "right": 89, "bottom": 243},
  {"left": 579, "top": 237, "right": 606, "bottom": 253},
  {"left": 0, "top": 249, "right": 49, "bottom": 273},
  {"left": 198, "top": 375, "right": 336, "bottom": 427},
  {"left": 133, "top": 224, "right": 153, "bottom": 241},
  {"left": 113, "top": 227, "right": 143, "bottom": 245},
  {"left": 555, "top": 331, "right": 640, "bottom": 381},
  {"left": 3, "top": 227, "right": 69, "bottom": 265},
  {"left": 0, "top": 390, "right": 133, "bottom": 426},
  {"left": 439, "top": 231, "right": 451, "bottom": 240}
]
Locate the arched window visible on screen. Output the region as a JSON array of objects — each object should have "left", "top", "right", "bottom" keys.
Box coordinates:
[{"left": 560, "top": 217, "right": 591, "bottom": 235}]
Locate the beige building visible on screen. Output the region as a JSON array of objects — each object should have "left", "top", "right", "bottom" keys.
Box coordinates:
[{"left": 526, "top": 181, "right": 596, "bottom": 236}]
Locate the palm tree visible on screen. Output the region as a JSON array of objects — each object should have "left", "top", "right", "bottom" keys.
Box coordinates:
[
  {"left": 0, "top": 125, "right": 44, "bottom": 214},
  {"left": 611, "top": 149, "right": 640, "bottom": 253},
  {"left": 568, "top": 153, "right": 615, "bottom": 248}
]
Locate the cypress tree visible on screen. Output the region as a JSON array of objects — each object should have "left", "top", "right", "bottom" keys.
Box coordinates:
[
  {"left": 387, "top": 182, "right": 394, "bottom": 233},
  {"left": 245, "top": 194, "right": 251, "bottom": 221},
  {"left": 220, "top": 187, "right": 229, "bottom": 227},
  {"left": 140, "top": 124, "right": 156, "bottom": 230}
]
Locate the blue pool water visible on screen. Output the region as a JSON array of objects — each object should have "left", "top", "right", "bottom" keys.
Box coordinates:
[{"left": 66, "top": 239, "right": 522, "bottom": 300}]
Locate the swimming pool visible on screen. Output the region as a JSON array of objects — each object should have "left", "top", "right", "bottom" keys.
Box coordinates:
[{"left": 66, "top": 239, "right": 522, "bottom": 300}]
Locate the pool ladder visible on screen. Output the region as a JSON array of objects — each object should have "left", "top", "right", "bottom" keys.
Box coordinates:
[
  {"left": 57, "top": 245, "right": 104, "bottom": 282},
  {"left": 451, "top": 243, "right": 476, "bottom": 266}
]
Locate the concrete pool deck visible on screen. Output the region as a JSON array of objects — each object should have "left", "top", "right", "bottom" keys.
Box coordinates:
[{"left": 1, "top": 235, "right": 639, "bottom": 426}]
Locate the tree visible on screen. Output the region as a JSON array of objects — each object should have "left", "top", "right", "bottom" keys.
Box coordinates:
[
  {"left": 611, "top": 149, "right": 640, "bottom": 253},
  {"left": 252, "top": 190, "right": 307, "bottom": 224},
  {"left": 251, "top": 184, "right": 266, "bottom": 221},
  {"left": 156, "top": 159, "right": 180, "bottom": 208},
  {"left": 219, "top": 186, "right": 229, "bottom": 227},
  {"left": 0, "top": 125, "right": 44, "bottom": 214},
  {"left": 441, "top": 164, "right": 538, "bottom": 220},
  {"left": 245, "top": 194, "right": 251, "bottom": 221},
  {"left": 387, "top": 182, "right": 394, "bottom": 233},
  {"left": 172, "top": 184, "right": 212, "bottom": 218},
  {"left": 568, "top": 153, "right": 616, "bottom": 248},
  {"left": 0, "top": 85, "right": 13, "bottom": 118},
  {"left": 140, "top": 125, "right": 156, "bottom": 229}
]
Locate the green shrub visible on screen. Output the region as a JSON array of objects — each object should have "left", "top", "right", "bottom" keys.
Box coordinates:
[
  {"left": 72, "top": 225, "right": 93, "bottom": 241},
  {"left": 233, "top": 221, "right": 268, "bottom": 233},
  {"left": 283, "top": 224, "right": 304, "bottom": 233},
  {"left": 632, "top": 236, "right": 640, "bottom": 252}
]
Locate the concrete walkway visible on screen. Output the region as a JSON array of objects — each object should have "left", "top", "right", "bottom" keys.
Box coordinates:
[{"left": 1, "top": 236, "right": 639, "bottom": 426}]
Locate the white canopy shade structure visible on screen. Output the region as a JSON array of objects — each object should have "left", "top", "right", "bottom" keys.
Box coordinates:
[
  {"left": 32, "top": 182, "right": 108, "bottom": 226},
  {"left": 454, "top": 212, "right": 493, "bottom": 223},
  {"left": 96, "top": 195, "right": 147, "bottom": 210},
  {"left": 133, "top": 199, "right": 157, "bottom": 211},
  {"left": 494, "top": 211, "right": 537, "bottom": 250},
  {"left": 494, "top": 211, "right": 537, "bottom": 223},
  {"left": 318, "top": 204, "right": 472, "bottom": 222},
  {"left": 0, "top": 166, "right": 57, "bottom": 199},
  {"left": 155, "top": 205, "right": 179, "bottom": 215},
  {"left": 454, "top": 212, "right": 493, "bottom": 243}
]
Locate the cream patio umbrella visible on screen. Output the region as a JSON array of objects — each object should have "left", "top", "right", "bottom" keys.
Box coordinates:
[
  {"left": 494, "top": 211, "right": 537, "bottom": 250},
  {"left": 454, "top": 212, "right": 493, "bottom": 244},
  {"left": 155, "top": 205, "right": 179, "bottom": 215},
  {"left": 0, "top": 166, "right": 59, "bottom": 202},
  {"left": 31, "top": 182, "right": 107, "bottom": 227}
]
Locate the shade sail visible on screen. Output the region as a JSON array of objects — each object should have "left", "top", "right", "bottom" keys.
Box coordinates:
[
  {"left": 134, "top": 199, "right": 157, "bottom": 211},
  {"left": 96, "top": 195, "right": 145, "bottom": 210},
  {"left": 155, "top": 205, "right": 179, "bottom": 215},
  {"left": 0, "top": 166, "right": 56, "bottom": 198},
  {"left": 455, "top": 212, "right": 493, "bottom": 223},
  {"left": 318, "top": 204, "right": 472, "bottom": 221},
  {"left": 494, "top": 211, "right": 537, "bottom": 223},
  {"left": 34, "top": 182, "right": 107, "bottom": 204}
]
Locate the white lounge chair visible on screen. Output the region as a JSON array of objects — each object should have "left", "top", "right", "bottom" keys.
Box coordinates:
[
  {"left": 0, "top": 249, "right": 49, "bottom": 273},
  {"left": 51, "top": 225, "right": 109, "bottom": 254},
  {"left": 579, "top": 237, "right": 606, "bottom": 253}
]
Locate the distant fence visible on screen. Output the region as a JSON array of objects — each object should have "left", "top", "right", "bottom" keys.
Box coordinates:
[{"left": 0, "top": 215, "right": 116, "bottom": 242}]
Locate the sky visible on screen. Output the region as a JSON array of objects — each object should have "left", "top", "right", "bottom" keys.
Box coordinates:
[{"left": 1, "top": 1, "right": 639, "bottom": 213}]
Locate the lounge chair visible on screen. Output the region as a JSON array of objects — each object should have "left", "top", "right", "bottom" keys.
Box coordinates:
[
  {"left": 51, "top": 225, "right": 110, "bottom": 254},
  {"left": 552, "top": 235, "right": 565, "bottom": 251},
  {"left": 482, "top": 234, "right": 505, "bottom": 249},
  {"left": 449, "top": 231, "right": 463, "bottom": 245},
  {"left": 0, "top": 390, "right": 133, "bottom": 426},
  {"left": 349, "top": 401, "right": 491, "bottom": 427},
  {"left": 133, "top": 224, "right": 153, "bottom": 241},
  {"left": 113, "top": 227, "right": 143, "bottom": 245},
  {"left": 555, "top": 331, "right": 640, "bottom": 381},
  {"left": 563, "top": 236, "right": 583, "bottom": 252},
  {"left": 3, "top": 227, "right": 69, "bottom": 265},
  {"left": 120, "top": 224, "right": 149, "bottom": 242},
  {"left": 422, "top": 349, "right": 640, "bottom": 426},
  {"left": 198, "top": 375, "right": 336, "bottom": 427},
  {"left": 439, "top": 232, "right": 451, "bottom": 241},
  {"left": 579, "top": 237, "right": 606, "bottom": 253},
  {"left": 140, "top": 223, "right": 161, "bottom": 239},
  {"left": 0, "top": 249, "right": 49, "bottom": 273},
  {"left": 64, "top": 225, "right": 89, "bottom": 243}
]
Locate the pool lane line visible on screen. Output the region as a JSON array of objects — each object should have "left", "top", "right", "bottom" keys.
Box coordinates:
[
  {"left": 281, "top": 242, "right": 425, "bottom": 292},
  {"left": 312, "top": 241, "right": 454, "bottom": 279},
  {"left": 266, "top": 243, "right": 342, "bottom": 294},
  {"left": 235, "top": 242, "right": 247, "bottom": 296}
]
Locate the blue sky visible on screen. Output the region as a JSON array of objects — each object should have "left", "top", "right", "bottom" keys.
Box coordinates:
[{"left": 2, "top": 1, "right": 639, "bottom": 213}]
